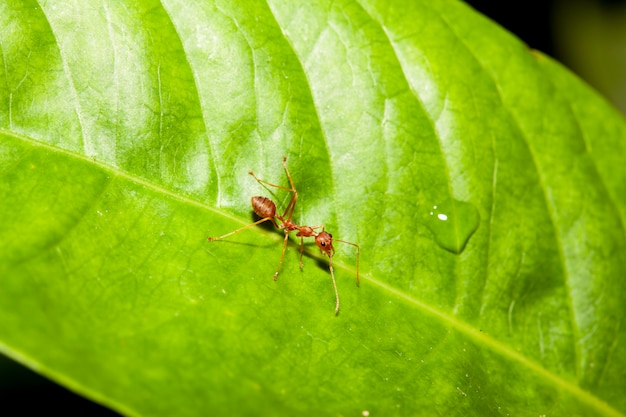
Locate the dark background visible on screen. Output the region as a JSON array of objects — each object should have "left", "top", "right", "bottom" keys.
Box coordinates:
[
  {"left": 2, "top": 1, "right": 624, "bottom": 416},
  {"left": 467, "top": 0, "right": 557, "bottom": 57},
  {"left": 468, "top": 0, "right": 626, "bottom": 113}
]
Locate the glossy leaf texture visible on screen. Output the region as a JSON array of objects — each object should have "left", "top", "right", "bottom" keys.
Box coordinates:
[{"left": 1, "top": 1, "right": 625, "bottom": 416}]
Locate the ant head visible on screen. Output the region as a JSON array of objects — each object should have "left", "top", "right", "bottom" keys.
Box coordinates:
[{"left": 315, "top": 231, "right": 335, "bottom": 257}]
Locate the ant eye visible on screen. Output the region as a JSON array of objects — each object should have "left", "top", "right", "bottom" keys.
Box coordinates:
[{"left": 321, "top": 242, "right": 326, "bottom": 246}]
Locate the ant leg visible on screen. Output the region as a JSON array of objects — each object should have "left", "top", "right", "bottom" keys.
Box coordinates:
[
  {"left": 249, "top": 170, "right": 295, "bottom": 192},
  {"left": 273, "top": 230, "right": 290, "bottom": 280},
  {"left": 249, "top": 165, "right": 298, "bottom": 222},
  {"left": 208, "top": 217, "right": 274, "bottom": 241},
  {"left": 283, "top": 189, "right": 298, "bottom": 223},
  {"left": 281, "top": 156, "right": 297, "bottom": 193},
  {"left": 335, "top": 239, "right": 361, "bottom": 286},
  {"left": 299, "top": 236, "right": 305, "bottom": 269},
  {"left": 280, "top": 156, "right": 300, "bottom": 222},
  {"left": 328, "top": 255, "right": 340, "bottom": 315}
]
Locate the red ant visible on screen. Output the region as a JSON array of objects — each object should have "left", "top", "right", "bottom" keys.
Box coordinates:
[{"left": 208, "top": 156, "right": 360, "bottom": 314}]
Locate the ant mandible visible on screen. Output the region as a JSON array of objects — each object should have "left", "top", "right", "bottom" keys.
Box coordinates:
[{"left": 207, "top": 156, "right": 360, "bottom": 315}]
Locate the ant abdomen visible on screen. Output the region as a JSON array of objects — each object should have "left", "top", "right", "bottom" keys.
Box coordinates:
[{"left": 251, "top": 196, "right": 276, "bottom": 218}]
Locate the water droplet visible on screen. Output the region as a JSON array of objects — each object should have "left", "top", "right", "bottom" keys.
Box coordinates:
[{"left": 424, "top": 198, "right": 479, "bottom": 254}]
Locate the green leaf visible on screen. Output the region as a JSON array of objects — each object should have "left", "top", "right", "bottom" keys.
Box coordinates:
[{"left": 1, "top": 1, "right": 625, "bottom": 416}]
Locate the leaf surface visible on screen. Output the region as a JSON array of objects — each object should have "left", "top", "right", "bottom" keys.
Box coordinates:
[{"left": 1, "top": 1, "right": 625, "bottom": 416}]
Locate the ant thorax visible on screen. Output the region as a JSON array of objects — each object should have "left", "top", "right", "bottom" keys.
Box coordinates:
[{"left": 295, "top": 225, "right": 316, "bottom": 237}]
